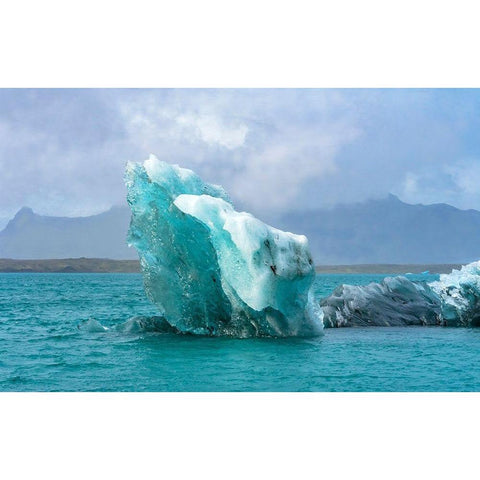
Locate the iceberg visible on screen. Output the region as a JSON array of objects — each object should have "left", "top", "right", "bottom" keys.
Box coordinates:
[
  {"left": 78, "top": 316, "right": 180, "bottom": 334},
  {"left": 429, "top": 261, "right": 480, "bottom": 326},
  {"left": 322, "top": 261, "right": 480, "bottom": 327},
  {"left": 321, "top": 276, "right": 443, "bottom": 327},
  {"left": 125, "top": 155, "right": 323, "bottom": 337}
]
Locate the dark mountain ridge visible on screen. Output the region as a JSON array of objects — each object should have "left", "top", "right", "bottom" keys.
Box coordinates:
[
  {"left": 1, "top": 195, "right": 480, "bottom": 263},
  {"left": 276, "top": 194, "right": 480, "bottom": 264},
  {"left": 0, "top": 206, "right": 137, "bottom": 259}
]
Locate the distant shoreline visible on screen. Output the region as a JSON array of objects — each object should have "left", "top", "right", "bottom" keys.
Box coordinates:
[
  {"left": 0, "top": 258, "right": 140, "bottom": 273},
  {"left": 315, "top": 264, "right": 462, "bottom": 274},
  {"left": 0, "top": 258, "right": 463, "bottom": 274}
]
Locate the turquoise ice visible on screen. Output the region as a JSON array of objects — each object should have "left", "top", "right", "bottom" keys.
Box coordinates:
[{"left": 125, "top": 155, "right": 323, "bottom": 337}]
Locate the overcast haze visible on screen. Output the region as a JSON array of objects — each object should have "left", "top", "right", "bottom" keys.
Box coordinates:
[{"left": 1, "top": 89, "right": 480, "bottom": 226}]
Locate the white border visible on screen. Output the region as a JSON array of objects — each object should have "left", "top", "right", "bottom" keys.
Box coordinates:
[
  {"left": 1, "top": 1, "right": 479, "bottom": 87},
  {"left": 1, "top": 393, "right": 479, "bottom": 479}
]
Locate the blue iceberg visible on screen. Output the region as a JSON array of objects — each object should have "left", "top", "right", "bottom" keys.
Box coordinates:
[{"left": 125, "top": 155, "right": 323, "bottom": 337}]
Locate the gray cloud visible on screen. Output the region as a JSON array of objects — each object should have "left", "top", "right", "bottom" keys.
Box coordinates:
[{"left": 0, "top": 89, "right": 479, "bottom": 221}]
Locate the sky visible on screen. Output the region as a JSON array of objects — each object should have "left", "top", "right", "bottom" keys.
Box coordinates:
[{"left": 1, "top": 88, "right": 480, "bottom": 226}]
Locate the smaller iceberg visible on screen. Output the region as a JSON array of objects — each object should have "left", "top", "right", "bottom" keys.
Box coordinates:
[
  {"left": 125, "top": 155, "right": 323, "bottom": 337},
  {"left": 78, "top": 316, "right": 180, "bottom": 334},
  {"left": 77, "top": 318, "right": 109, "bottom": 333},
  {"left": 321, "top": 277, "right": 442, "bottom": 327},
  {"left": 321, "top": 261, "right": 480, "bottom": 327}
]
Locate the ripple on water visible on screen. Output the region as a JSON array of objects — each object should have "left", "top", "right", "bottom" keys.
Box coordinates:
[{"left": 1, "top": 273, "right": 480, "bottom": 391}]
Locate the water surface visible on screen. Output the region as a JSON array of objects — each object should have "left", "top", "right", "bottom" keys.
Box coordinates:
[{"left": 1, "top": 272, "right": 478, "bottom": 392}]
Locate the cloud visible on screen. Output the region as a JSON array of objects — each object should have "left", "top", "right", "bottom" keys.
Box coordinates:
[
  {"left": 114, "top": 89, "right": 362, "bottom": 214},
  {"left": 447, "top": 160, "right": 480, "bottom": 198},
  {"left": 0, "top": 89, "right": 480, "bottom": 221},
  {"left": 176, "top": 113, "right": 248, "bottom": 149},
  {"left": 402, "top": 172, "right": 420, "bottom": 198},
  {"left": 398, "top": 159, "right": 480, "bottom": 210},
  {"left": 228, "top": 118, "right": 360, "bottom": 213},
  {"left": 0, "top": 89, "right": 133, "bottom": 218}
]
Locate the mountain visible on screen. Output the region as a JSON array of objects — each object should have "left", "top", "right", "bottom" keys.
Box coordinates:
[
  {"left": 2, "top": 195, "right": 480, "bottom": 263},
  {"left": 275, "top": 194, "right": 480, "bottom": 264},
  {"left": 0, "top": 206, "right": 137, "bottom": 260}
]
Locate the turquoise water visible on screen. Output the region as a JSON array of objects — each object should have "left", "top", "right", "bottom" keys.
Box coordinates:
[{"left": 1, "top": 272, "right": 480, "bottom": 392}]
